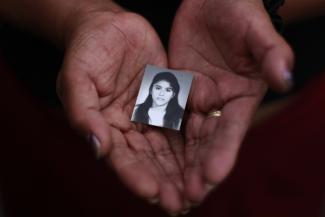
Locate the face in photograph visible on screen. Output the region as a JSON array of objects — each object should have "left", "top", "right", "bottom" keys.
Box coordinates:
[{"left": 151, "top": 80, "right": 175, "bottom": 107}]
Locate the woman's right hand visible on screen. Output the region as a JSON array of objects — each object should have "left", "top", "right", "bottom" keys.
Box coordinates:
[{"left": 56, "top": 4, "right": 186, "bottom": 214}]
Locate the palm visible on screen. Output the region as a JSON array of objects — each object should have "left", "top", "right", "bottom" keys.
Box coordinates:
[
  {"left": 58, "top": 12, "right": 185, "bottom": 212},
  {"left": 169, "top": 0, "right": 292, "bottom": 203}
]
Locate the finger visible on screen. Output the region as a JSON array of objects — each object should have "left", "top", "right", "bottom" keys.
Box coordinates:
[
  {"left": 183, "top": 112, "right": 208, "bottom": 203},
  {"left": 144, "top": 129, "right": 184, "bottom": 190},
  {"left": 163, "top": 129, "right": 186, "bottom": 170},
  {"left": 159, "top": 181, "right": 184, "bottom": 215},
  {"left": 189, "top": 111, "right": 228, "bottom": 203},
  {"left": 57, "top": 70, "right": 111, "bottom": 156},
  {"left": 144, "top": 129, "right": 184, "bottom": 191},
  {"left": 202, "top": 96, "right": 261, "bottom": 189},
  {"left": 162, "top": 130, "right": 191, "bottom": 213},
  {"left": 246, "top": 12, "right": 294, "bottom": 92},
  {"left": 112, "top": 129, "right": 184, "bottom": 213},
  {"left": 144, "top": 129, "right": 184, "bottom": 212},
  {"left": 107, "top": 129, "right": 160, "bottom": 200}
]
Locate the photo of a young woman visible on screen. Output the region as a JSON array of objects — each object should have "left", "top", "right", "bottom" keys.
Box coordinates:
[{"left": 132, "top": 70, "right": 189, "bottom": 130}]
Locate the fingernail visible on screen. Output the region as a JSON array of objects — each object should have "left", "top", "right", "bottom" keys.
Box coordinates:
[
  {"left": 90, "top": 134, "right": 103, "bottom": 158},
  {"left": 184, "top": 200, "right": 191, "bottom": 209},
  {"left": 191, "top": 202, "right": 201, "bottom": 208},
  {"left": 283, "top": 71, "right": 293, "bottom": 90},
  {"left": 205, "top": 183, "right": 217, "bottom": 192},
  {"left": 148, "top": 197, "right": 159, "bottom": 205},
  {"left": 181, "top": 209, "right": 190, "bottom": 215},
  {"left": 168, "top": 212, "right": 179, "bottom": 217}
]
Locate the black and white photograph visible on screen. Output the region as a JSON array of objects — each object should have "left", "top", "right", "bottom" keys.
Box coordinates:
[{"left": 131, "top": 65, "right": 193, "bottom": 130}]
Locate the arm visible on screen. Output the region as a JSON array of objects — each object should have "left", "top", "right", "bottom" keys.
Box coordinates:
[{"left": 279, "top": 0, "right": 325, "bottom": 23}]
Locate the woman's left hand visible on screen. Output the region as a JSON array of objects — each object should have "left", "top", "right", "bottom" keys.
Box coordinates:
[{"left": 168, "top": 0, "right": 294, "bottom": 205}]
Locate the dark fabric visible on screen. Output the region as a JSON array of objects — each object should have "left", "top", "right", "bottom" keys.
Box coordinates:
[{"left": 0, "top": 190, "right": 4, "bottom": 217}]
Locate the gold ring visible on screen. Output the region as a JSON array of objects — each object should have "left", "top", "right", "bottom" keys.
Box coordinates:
[{"left": 208, "top": 110, "right": 222, "bottom": 118}]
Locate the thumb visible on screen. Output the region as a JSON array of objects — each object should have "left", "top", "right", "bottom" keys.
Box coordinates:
[
  {"left": 246, "top": 12, "right": 294, "bottom": 92},
  {"left": 56, "top": 68, "right": 111, "bottom": 158}
]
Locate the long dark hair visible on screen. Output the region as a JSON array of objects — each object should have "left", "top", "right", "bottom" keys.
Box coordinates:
[{"left": 134, "top": 72, "right": 184, "bottom": 129}]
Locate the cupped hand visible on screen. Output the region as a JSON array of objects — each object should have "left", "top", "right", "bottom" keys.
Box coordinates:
[
  {"left": 57, "top": 9, "right": 186, "bottom": 213},
  {"left": 169, "top": 0, "right": 294, "bottom": 204}
]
